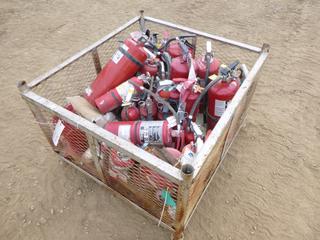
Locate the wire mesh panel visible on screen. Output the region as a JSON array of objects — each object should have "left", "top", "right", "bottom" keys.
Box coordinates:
[
  {"left": 32, "top": 52, "right": 98, "bottom": 106},
  {"left": 26, "top": 102, "right": 99, "bottom": 177},
  {"left": 143, "top": 20, "right": 259, "bottom": 69},
  {"left": 100, "top": 143, "right": 179, "bottom": 227},
  {"left": 19, "top": 15, "right": 268, "bottom": 239}
]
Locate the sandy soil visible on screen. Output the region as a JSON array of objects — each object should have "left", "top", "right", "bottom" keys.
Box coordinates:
[{"left": 1, "top": 0, "right": 320, "bottom": 239}]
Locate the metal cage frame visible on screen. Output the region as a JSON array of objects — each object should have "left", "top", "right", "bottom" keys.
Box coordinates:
[{"left": 18, "top": 12, "right": 269, "bottom": 240}]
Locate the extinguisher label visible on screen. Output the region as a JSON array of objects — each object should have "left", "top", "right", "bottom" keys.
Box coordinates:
[
  {"left": 116, "top": 81, "right": 135, "bottom": 103},
  {"left": 140, "top": 121, "right": 163, "bottom": 144},
  {"left": 112, "top": 44, "right": 129, "bottom": 64},
  {"left": 166, "top": 116, "right": 177, "bottom": 128},
  {"left": 214, "top": 99, "right": 228, "bottom": 117},
  {"left": 125, "top": 86, "right": 135, "bottom": 103},
  {"left": 118, "top": 125, "right": 131, "bottom": 141},
  {"left": 52, "top": 119, "right": 65, "bottom": 146}
]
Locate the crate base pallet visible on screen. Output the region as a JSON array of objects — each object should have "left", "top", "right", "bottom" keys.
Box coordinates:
[{"left": 18, "top": 11, "right": 269, "bottom": 240}]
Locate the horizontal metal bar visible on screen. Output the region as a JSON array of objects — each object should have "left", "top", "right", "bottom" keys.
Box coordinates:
[
  {"left": 27, "top": 16, "right": 140, "bottom": 89},
  {"left": 58, "top": 155, "right": 174, "bottom": 231},
  {"left": 193, "top": 45, "right": 269, "bottom": 178},
  {"left": 21, "top": 91, "right": 182, "bottom": 183},
  {"left": 144, "top": 16, "right": 262, "bottom": 53}
]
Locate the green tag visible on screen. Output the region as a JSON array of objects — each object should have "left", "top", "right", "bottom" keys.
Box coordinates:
[{"left": 160, "top": 190, "right": 176, "bottom": 208}]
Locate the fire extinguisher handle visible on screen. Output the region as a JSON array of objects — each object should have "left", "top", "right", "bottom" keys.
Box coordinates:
[
  {"left": 229, "top": 60, "right": 240, "bottom": 70},
  {"left": 161, "top": 34, "right": 196, "bottom": 52},
  {"left": 220, "top": 60, "right": 240, "bottom": 76}
]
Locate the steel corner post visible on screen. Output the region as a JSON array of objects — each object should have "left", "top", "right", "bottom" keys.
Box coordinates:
[
  {"left": 139, "top": 10, "right": 146, "bottom": 33},
  {"left": 262, "top": 43, "right": 271, "bottom": 53},
  {"left": 172, "top": 164, "right": 194, "bottom": 240},
  {"left": 17, "top": 81, "right": 59, "bottom": 151},
  {"left": 17, "top": 80, "right": 30, "bottom": 93}
]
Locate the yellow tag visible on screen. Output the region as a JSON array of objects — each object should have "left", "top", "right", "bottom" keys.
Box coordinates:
[
  {"left": 220, "top": 64, "right": 228, "bottom": 68},
  {"left": 128, "top": 87, "right": 134, "bottom": 94},
  {"left": 124, "top": 86, "right": 135, "bottom": 103},
  {"left": 209, "top": 74, "right": 218, "bottom": 81}
]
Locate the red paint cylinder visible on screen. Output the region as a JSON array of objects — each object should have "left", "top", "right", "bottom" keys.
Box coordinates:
[
  {"left": 104, "top": 120, "right": 172, "bottom": 146},
  {"left": 95, "top": 76, "right": 143, "bottom": 114},
  {"left": 167, "top": 41, "right": 193, "bottom": 58},
  {"left": 105, "top": 148, "right": 135, "bottom": 182},
  {"left": 207, "top": 78, "right": 240, "bottom": 129},
  {"left": 121, "top": 105, "right": 140, "bottom": 121},
  {"left": 141, "top": 59, "right": 158, "bottom": 76},
  {"left": 156, "top": 89, "right": 178, "bottom": 120},
  {"left": 196, "top": 56, "right": 220, "bottom": 79},
  {"left": 167, "top": 79, "right": 200, "bottom": 121},
  {"left": 185, "top": 91, "right": 200, "bottom": 121},
  {"left": 139, "top": 100, "right": 158, "bottom": 120},
  {"left": 84, "top": 38, "right": 147, "bottom": 105},
  {"left": 52, "top": 104, "right": 88, "bottom": 157},
  {"left": 170, "top": 56, "right": 198, "bottom": 79}
]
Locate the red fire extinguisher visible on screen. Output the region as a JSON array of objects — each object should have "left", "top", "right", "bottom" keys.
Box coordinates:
[
  {"left": 207, "top": 77, "right": 240, "bottom": 129},
  {"left": 196, "top": 56, "right": 220, "bottom": 79},
  {"left": 84, "top": 38, "right": 147, "bottom": 105},
  {"left": 121, "top": 104, "right": 140, "bottom": 121},
  {"left": 167, "top": 41, "right": 184, "bottom": 58},
  {"left": 156, "top": 87, "right": 175, "bottom": 120},
  {"left": 141, "top": 59, "right": 159, "bottom": 76},
  {"left": 170, "top": 56, "right": 199, "bottom": 79},
  {"left": 95, "top": 76, "right": 144, "bottom": 114},
  {"left": 139, "top": 100, "right": 158, "bottom": 120},
  {"left": 52, "top": 104, "right": 88, "bottom": 157},
  {"left": 104, "top": 120, "right": 172, "bottom": 146},
  {"left": 163, "top": 35, "right": 195, "bottom": 58},
  {"left": 163, "top": 78, "right": 200, "bottom": 121},
  {"left": 108, "top": 149, "right": 135, "bottom": 182},
  {"left": 100, "top": 143, "right": 135, "bottom": 182}
]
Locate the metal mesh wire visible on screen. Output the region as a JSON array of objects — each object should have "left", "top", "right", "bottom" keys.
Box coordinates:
[
  {"left": 99, "top": 143, "right": 179, "bottom": 226},
  {"left": 32, "top": 20, "right": 259, "bottom": 106},
  {"left": 143, "top": 20, "right": 258, "bottom": 69},
  {"left": 27, "top": 100, "right": 179, "bottom": 226},
  {"left": 27, "top": 18, "right": 261, "bottom": 229}
]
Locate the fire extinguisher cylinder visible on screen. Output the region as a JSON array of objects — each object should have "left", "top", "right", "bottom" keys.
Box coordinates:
[{"left": 104, "top": 120, "right": 172, "bottom": 147}]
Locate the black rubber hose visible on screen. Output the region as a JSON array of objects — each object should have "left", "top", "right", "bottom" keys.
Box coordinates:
[
  {"left": 203, "top": 53, "right": 212, "bottom": 124},
  {"left": 161, "top": 35, "right": 196, "bottom": 52},
  {"left": 189, "top": 76, "right": 223, "bottom": 121}
]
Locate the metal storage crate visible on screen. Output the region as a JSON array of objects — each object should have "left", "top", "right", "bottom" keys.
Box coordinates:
[{"left": 18, "top": 12, "right": 269, "bottom": 240}]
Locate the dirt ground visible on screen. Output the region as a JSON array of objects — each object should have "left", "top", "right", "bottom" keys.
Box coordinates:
[{"left": 1, "top": 0, "right": 320, "bottom": 239}]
